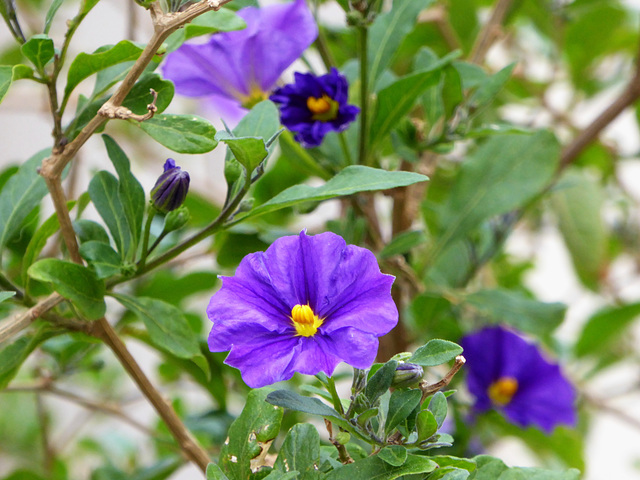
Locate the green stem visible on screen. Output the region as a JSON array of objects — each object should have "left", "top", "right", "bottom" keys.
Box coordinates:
[
  {"left": 338, "top": 132, "right": 354, "bottom": 166},
  {"left": 125, "top": 175, "right": 252, "bottom": 282},
  {"left": 357, "top": 25, "right": 369, "bottom": 166},
  {"left": 139, "top": 208, "right": 156, "bottom": 269},
  {"left": 326, "top": 376, "right": 345, "bottom": 415}
]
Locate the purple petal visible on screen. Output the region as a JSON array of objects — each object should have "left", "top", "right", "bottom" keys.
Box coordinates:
[
  {"left": 316, "top": 327, "right": 379, "bottom": 369},
  {"left": 163, "top": 0, "right": 317, "bottom": 103},
  {"left": 224, "top": 334, "right": 300, "bottom": 388}
]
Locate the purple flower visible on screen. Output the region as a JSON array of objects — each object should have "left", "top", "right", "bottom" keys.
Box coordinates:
[
  {"left": 207, "top": 231, "right": 398, "bottom": 388},
  {"left": 461, "top": 326, "right": 577, "bottom": 433},
  {"left": 151, "top": 159, "right": 190, "bottom": 213},
  {"left": 269, "top": 68, "right": 360, "bottom": 147},
  {"left": 162, "top": 0, "right": 318, "bottom": 124}
]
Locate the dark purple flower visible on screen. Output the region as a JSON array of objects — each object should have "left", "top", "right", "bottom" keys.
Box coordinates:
[
  {"left": 269, "top": 68, "right": 360, "bottom": 147},
  {"left": 207, "top": 231, "right": 398, "bottom": 388},
  {"left": 151, "top": 159, "right": 190, "bottom": 213},
  {"left": 461, "top": 326, "right": 577, "bottom": 433},
  {"left": 162, "top": 0, "right": 317, "bottom": 124}
]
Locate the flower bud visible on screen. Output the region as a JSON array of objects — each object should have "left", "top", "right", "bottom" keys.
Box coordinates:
[
  {"left": 151, "top": 159, "right": 190, "bottom": 213},
  {"left": 334, "top": 432, "right": 351, "bottom": 445},
  {"left": 163, "top": 205, "right": 190, "bottom": 233},
  {"left": 391, "top": 363, "right": 424, "bottom": 389}
]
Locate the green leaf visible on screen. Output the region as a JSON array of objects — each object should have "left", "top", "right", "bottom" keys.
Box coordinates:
[
  {"left": 464, "top": 289, "right": 566, "bottom": 336},
  {"left": 65, "top": 40, "right": 145, "bottom": 98},
  {"left": 0, "top": 291, "right": 16, "bottom": 302},
  {"left": 266, "top": 390, "right": 366, "bottom": 441},
  {"left": 367, "top": 0, "right": 435, "bottom": 89},
  {"left": 379, "top": 230, "right": 426, "bottom": 259},
  {"left": 79, "top": 241, "right": 122, "bottom": 279},
  {"left": 122, "top": 73, "right": 175, "bottom": 115},
  {"left": 233, "top": 100, "right": 281, "bottom": 140},
  {"left": 0, "top": 66, "right": 12, "bottom": 104},
  {"left": 385, "top": 388, "right": 422, "bottom": 434},
  {"left": 220, "top": 388, "right": 284, "bottom": 480},
  {"left": 326, "top": 454, "right": 437, "bottom": 480},
  {"left": 0, "top": 149, "right": 50, "bottom": 251},
  {"left": 44, "top": 0, "right": 65, "bottom": 34},
  {"left": 73, "top": 219, "right": 111, "bottom": 245},
  {"left": 238, "top": 166, "right": 428, "bottom": 221},
  {"left": 470, "top": 455, "right": 508, "bottom": 480},
  {"left": 88, "top": 171, "right": 132, "bottom": 258},
  {"left": 377, "top": 446, "right": 408, "bottom": 467},
  {"left": 21, "top": 209, "right": 60, "bottom": 285},
  {"left": 102, "top": 135, "right": 145, "bottom": 258},
  {"left": 274, "top": 423, "right": 321, "bottom": 480},
  {"left": 469, "top": 63, "right": 515, "bottom": 111},
  {"left": 112, "top": 294, "right": 200, "bottom": 359},
  {"left": 433, "top": 131, "right": 560, "bottom": 256},
  {"left": 575, "top": 303, "right": 640, "bottom": 358},
  {"left": 432, "top": 456, "right": 476, "bottom": 472},
  {"left": 365, "top": 360, "right": 397, "bottom": 404},
  {"left": 550, "top": 169, "right": 607, "bottom": 290},
  {"left": 1, "top": 64, "right": 34, "bottom": 105},
  {"left": 416, "top": 409, "right": 438, "bottom": 442},
  {"left": 21, "top": 34, "right": 55, "bottom": 73},
  {"left": 498, "top": 468, "right": 580, "bottom": 480},
  {"left": 428, "top": 467, "right": 470, "bottom": 480},
  {"left": 166, "top": 8, "right": 246, "bottom": 51},
  {"left": 370, "top": 67, "right": 442, "bottom": 145},
  {"left": 138, "top": 114, "right": 218, "bottom": 154},
  {"left": 427, "top": 391, "right": 447, "bottom": 428},
  {"left": 409, "top": 339, "right": 462, "bottom": 367},
  {"left": 206, "top": 463, "right": 229, "bottom": 480},
  {"left": 28, "top": 259, "right": 106, "bottom": 320},
  {"left": 219, "top": 135, "right": 268, "bottom": 175},
  {"left": 0, "top": 327, "right": 58, "bottom": 389}
]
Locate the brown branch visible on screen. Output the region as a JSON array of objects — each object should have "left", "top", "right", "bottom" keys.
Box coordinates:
[
  {"left": 560, "top": 79, "right": 640, "bottom": 170},
  {"left": 0, "top": 293, "right": 63, "bottom": 344},
  {"left": 420, "top": 355, "right": 466, "bottom": 403},
  {"left": 469, "top": 0, "right": 514, "bottom": 64},
  {"left": 99, "top": 88, "right": 159, "bottom": 122},
  {"left": 38, "top": 0, "right": 231, "bottom": 267},
  {"left": 43, "top": 176, "right": 82, "bottom": 263},
  {"left": 91, "top": 317, "right": 211, "bottom": 472}
]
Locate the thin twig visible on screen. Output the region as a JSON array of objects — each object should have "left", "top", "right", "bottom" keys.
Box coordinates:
[
  {"left": 0, "top": 293, "right": 63, "bottom": 344},
  {"left": 36, "top": 393, "right": 54, "bottom": 474},
  {"left": 420, "top": 355, "right": 466, "bottom": 403},
  {"left": 43, "top": 177, "right": 82, "bottom": 263},
  {"left": 469, "top": 0, "right": 514, "bottom": 64},
  {"left": 91, "top": 317, "right": 211, "bottom": 472},
  {"left": 99, "top": 88, "right": 159, "bottom": 122}
]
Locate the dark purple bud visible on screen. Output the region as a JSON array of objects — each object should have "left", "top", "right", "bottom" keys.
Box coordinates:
[
  {"left": 391, "top": 363, "right": 424, "bottom": 388},
  {"left": 151, "top": 158, "right": 190, "bottom": 213}
]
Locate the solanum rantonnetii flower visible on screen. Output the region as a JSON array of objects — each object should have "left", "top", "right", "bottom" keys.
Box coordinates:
[
  {"left": 461, "top": 326, "right": 577, "bottom": 433},
  {"left": 207, "top": 231, "right": 398, "bottom": 388},
  {"left": 151, "top": 159, "right": 190, "bottom": 213},
  {"left": 162, "top": 0, "right": 317, "bottom": 124},
  {"left": 269, "top": 67, "right": 360, "bottom": 147}
]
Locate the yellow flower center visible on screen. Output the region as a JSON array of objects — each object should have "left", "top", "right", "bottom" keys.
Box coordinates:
[
  {"left": 306, "top": 94, "right": 339, "bottom": 122},
  {"left": 488, "top": 377, "right": 519, "bottom": 406},
  {"left": 291, "top": 304, "right": 323, "bottom": 337},
  {"left": 240, "top": 86, "right": 268, "bottom": 109}
]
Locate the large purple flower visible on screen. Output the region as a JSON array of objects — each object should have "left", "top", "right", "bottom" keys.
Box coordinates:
[
  {"left": 269, "top": 68, "right": 360, "bottom": 147},
  {"left": 207, "top": 231, "right": 398, "bottom": 388},
  {"left": 461, "top": 326, "right": 577, "bottom": 433},
  {"left": 162, "top": 0, "right": 317, "bottom": 124}
]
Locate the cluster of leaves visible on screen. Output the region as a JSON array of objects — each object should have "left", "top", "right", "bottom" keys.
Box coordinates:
[{"left": 1, "top": 0, "right": 640, "bottom": 478}]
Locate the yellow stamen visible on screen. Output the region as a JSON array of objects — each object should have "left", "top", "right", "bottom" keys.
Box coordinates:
[
  {"left": 488, "top": 377, "right": 519, "bottom": 406},
  {"left": 306, "top": 94, "right": 339, "bottom": 122},
  {"left": 240, "top": 86, "right": 268, "bottom": 109},
  {"left": 291, "top": 304, "right": 323, "bottom": 337}
]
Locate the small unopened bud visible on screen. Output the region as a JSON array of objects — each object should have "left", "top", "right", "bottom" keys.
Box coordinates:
[
  {"left": 163, "top": 205, "right": 190, "bottom": 233},
  {"left": 237, "top": 198, "right": 254, "bottom": 213},
  {"left": 151, "top": 159, "right": 190, "bottom": 213},
  {"left": 391, "top": 363, "right": 424, "bottom": 389},
  {"left": 334, "top": 432, "right": 350, "bottom": 445}
]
